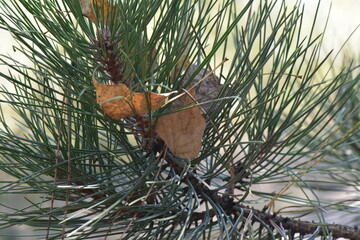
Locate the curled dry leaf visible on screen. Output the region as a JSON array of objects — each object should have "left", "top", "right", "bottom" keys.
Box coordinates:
[
  {"left": 79, "top": 0, "right": 111, "bottom": 23},
  {"left": 170, "top": 25, "right": 222, "bottom": 114},
  {"left": 93, "top": 78, "right": 174, "bottom": 120},
  {"left": 183, "top": 64, "right": 222, "bottom": 113},
  {"left": 155, "top": 88, "right": 206, "bottom": 159}
]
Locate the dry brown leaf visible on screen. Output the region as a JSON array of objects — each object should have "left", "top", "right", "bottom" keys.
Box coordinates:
[
  {"left": 93, "top": 78, "right": 173, "bottom": 120},
  {"left": 183, "top": 64, "right": 222, "bottom": 113},
  {"left": 155, "top": 88, "right": 206, "bottom": 159},
  {"left": 79, "top": 0, "right": 112, "bottom": 23}
]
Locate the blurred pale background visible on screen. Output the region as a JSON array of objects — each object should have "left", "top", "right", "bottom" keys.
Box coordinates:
[{"left": 0, "top": 0, "right": 359, "bottom": 239}]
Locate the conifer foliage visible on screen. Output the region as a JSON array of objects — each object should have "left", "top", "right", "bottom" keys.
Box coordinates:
[{"left": 0, "top": 0, "right": 359, "bottom": 239}]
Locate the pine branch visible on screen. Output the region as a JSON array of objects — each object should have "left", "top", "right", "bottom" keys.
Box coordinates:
[
  {"left": 165, "top": 154, "right": 360, "bottom": 240},
  {"left": 0, "top": 0, "right": 359, "bottom": 239},
  {"left": 92, "top": 29, "right": 125, "bottom": 84}
]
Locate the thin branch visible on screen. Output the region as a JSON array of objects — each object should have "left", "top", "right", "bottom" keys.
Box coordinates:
[
  {"left": 62, "top": 81, "right": 72, "bottom": 240},
  {"left": 46, "top": 85, "right": 67, "bottom": 240},
  {"left": 165, "top": 154, "right": 360, "bottom": 240}
]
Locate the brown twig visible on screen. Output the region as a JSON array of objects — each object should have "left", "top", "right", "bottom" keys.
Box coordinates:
[
  {"left": 46, "top": 82, "right": 68, "bottom": 240},
  {"left": 93, "top": 29, "right": 125, "bottom": 84},
  {"left": 62, "top": 81, "right": 72, "bottom": 240},
  {"left": 164, "top": 153, "right": 360, "bottom": 240}
]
